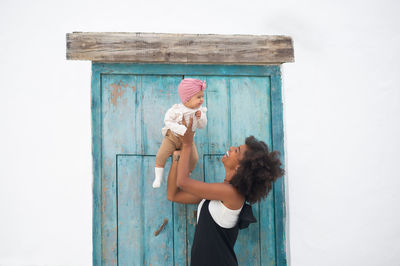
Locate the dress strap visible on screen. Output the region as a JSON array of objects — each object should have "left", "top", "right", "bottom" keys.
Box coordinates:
[{"left": 238, "top": 203, "right": 257, "bottom": 230}]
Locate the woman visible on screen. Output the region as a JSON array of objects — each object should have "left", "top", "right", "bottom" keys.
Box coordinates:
[{"left": 167, "top": 117, "right": 285, "bottom": 266}]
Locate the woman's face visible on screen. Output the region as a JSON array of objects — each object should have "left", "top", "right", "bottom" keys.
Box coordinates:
[{"left": 222, "top": 144, "right": 248, "bottom": 170}]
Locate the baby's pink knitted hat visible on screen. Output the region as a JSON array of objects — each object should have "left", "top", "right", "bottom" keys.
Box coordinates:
[{"left": 178, "top": 78, "right": 206, "bottom": 103}]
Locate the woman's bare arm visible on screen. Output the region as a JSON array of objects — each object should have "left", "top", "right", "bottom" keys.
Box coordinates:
[
  {"left": 176, "top": 117, "right": 243, "bottom": 208},
  {"left": 166, "top": 151, "right": 202, "bottom": 204}
]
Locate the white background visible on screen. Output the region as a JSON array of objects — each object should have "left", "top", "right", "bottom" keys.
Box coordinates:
[{"left": 1, "top": 0, "right": 399, "bottom": 265}]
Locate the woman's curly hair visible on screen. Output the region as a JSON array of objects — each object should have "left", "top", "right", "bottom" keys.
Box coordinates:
[{"left": 230, "top": 136, "right": 285, "bottom": 204}]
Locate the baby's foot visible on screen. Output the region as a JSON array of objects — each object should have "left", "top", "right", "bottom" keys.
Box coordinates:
[
  {"left": 153, "top": 167, "right": 164, "bottom": 188},
  {"left": 152, "top": 180, "right": 161, "bottom": 188}
]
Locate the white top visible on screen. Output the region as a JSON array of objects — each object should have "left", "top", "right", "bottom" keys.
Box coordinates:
[
  {"left": 197, "top": 199, "right": 243, "bottom": 229},
  {"left": 161, "top": 103, "right": 207, "bottom": 136}
]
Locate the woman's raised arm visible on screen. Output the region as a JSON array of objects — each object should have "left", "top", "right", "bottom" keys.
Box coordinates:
[
  {"left": 176, "top": 117, "right": 243, "bottom": 207},
  {"left": 166, "top": 151, "right": 202, "bottom": 204}
]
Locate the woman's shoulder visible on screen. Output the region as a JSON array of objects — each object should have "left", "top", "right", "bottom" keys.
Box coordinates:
[{"left": 221, "top": 185, "right": 245, "bottom": 210}]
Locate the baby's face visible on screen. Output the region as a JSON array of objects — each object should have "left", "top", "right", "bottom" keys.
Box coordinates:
[{"left": 184, "top": 90, "right": 204, "bottom": 109}]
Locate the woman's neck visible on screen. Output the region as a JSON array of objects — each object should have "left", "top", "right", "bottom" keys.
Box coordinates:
[{"left": 224, "top": 168, "right": 236, "bottom": 183}]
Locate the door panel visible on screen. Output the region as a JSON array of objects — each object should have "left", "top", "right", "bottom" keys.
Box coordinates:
[
  {"left": 99, "top": 68, "right": 279, "bottom": 265},
  {"left": 102, "top": 74, "right": 140, "bottom": 264},
  {"left": 201, "top": 76, "right": 274, "bottom": 265},
  {"left": 117, "top": 156, "right": 174, "bottom": 265},
  {"left": 230, "top": 76, "right": 275, "bottom": 265},
  {"left": 203, "top": 76, "right": 230, "bottom": 154},
  {"left": 141, "top": 75, "right": 183, "bottom": 155},
  {"left": 102, "top": 74, "right": 187, "bottom": 265}
]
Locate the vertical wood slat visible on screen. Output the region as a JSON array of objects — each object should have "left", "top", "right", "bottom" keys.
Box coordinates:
[
  {"left": 230, "top": 76, "right": 274, "bottom": 265},
  {"left": 100, "top": 73, "right": 142, "bottom": 265},
  {"left": 173, "top": 200, "right": 187, "bottom": 266},
  {"left": 205, "top": 76, "right": 230, "bottom": 154},
  {"left": 139, "top": 75, "right": 188, "bottom": 266},
  {"left": 183, "top": 75, "right": 208, "bottom": 264},
  {"left": 111, "top": 75, "right": 186, "bottom": 265},
  {"left": 142, "top": 157, "right": 174, "bottom": 264},
  {"left": 117, "top": 156, "right": 143, "bottom": 265},
  {"left": 101, "top": 74, "right": 127, "bottom": 266},
  {"left": 271, "top": 68, "right": 287, "bottom": 266},
  {"left": 91, "top": 63, "right": 102, "bottom": 266},
  {"left": 101, "top": 73, "right": 146, "bottom": 265},
  {"left": 141, "top": 75, "right": 184, "bottom": 155},
  {"left": 258, "top": 75, "right": 278, "bottom": 266},
  {"left": 117, "top": 156, "right": 175, "bottom": 265}
]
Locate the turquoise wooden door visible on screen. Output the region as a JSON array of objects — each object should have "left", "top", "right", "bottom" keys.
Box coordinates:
[{"left": 91, "top": 64, "right": 286, "bottom": 266}]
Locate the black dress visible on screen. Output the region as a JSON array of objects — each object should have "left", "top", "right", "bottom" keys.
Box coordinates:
[{"left": 190, "top": 200, "right": 257, "bottom": 266}]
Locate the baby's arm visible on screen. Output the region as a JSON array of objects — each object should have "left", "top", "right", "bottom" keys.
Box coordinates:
[
  {"left": 164, "top": 107, "right": 187, "bottom": 136},
  {"left": 195, "top": 107, "right": 208, "bottom": 129}
]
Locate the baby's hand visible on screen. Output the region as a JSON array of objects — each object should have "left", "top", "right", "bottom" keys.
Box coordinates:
[{"left": 195, "top": 111, "right": 201, "bottom": 118}]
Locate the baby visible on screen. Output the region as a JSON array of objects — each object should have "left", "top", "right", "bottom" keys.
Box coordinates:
[{"left": 152, "top": 78, "right": 208, "bottom": 188}]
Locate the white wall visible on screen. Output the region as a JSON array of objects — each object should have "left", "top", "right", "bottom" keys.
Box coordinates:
[{"left": 1, "top": 0, "right": 399, "bottom": 265}]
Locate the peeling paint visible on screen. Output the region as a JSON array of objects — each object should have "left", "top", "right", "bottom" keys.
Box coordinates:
[
  {"left": 104, "top": 158, "right": 113, "bottom": 166},
  {"left": 110, "top": 82, "right": 126, "bottom": 106}
]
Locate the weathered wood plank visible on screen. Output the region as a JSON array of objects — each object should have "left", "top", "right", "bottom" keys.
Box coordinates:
[
  {"left": 271, "top": 68, "right": 287, "bottom": 266},
  {"left": 67, "top": 32, "right": 294, "bottom": 64},
  {"left": 92, "top": 63, "right": 280, "bottom": 77},
  {"left": 230, "top": 76, "right": 272, "bottom": 265},
  {"left": 91, "top": 63, "right": 102, "bottom": 266}
]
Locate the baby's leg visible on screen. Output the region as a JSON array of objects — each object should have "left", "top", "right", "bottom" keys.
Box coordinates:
[
  {"left": 189, "top": 142, "right": 199, "bottom": 173},
  {"left": 153, "top": 136, "right": 176, "bottom": 188}
]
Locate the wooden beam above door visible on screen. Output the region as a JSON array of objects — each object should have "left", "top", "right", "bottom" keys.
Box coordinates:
[{"left": 66, "top": 32, "right": 294, "bottom": 64}]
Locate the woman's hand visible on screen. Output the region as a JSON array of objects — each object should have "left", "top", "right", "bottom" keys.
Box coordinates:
[
  {"left": 167, "top": 150, "right": 201, "bottom": 204},
  {"left": 173, "top": 150, "right": 181, "bottom": 162},
  {"left": 180, "top": 116, "right": 194, "bottom": 145}
]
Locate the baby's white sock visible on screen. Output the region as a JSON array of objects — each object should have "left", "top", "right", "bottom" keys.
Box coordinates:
[{"left": 152, "top": 167, "right": 164, "bottom": 188}]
